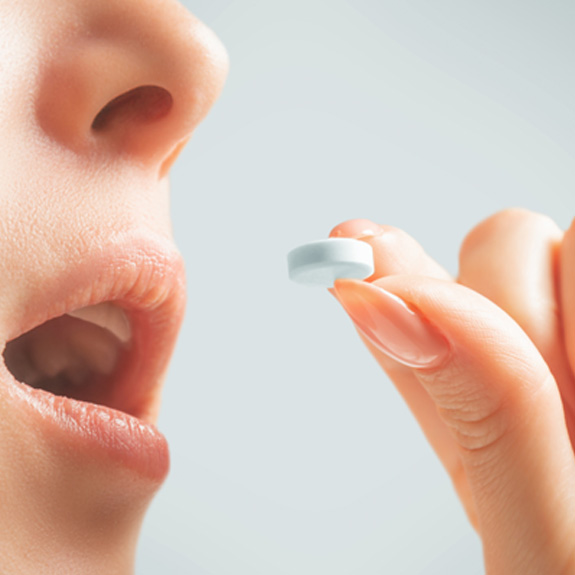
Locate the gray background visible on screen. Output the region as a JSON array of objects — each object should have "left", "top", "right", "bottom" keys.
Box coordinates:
[{"left": 136, "top": 1, "right": 575, "bottom": 573}]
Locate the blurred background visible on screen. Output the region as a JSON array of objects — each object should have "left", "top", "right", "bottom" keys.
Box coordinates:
[{"left": 137, "top": 0, "right": 575, "bottom": 573}]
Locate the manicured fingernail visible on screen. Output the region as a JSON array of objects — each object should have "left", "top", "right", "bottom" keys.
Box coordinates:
[
  {"left": 333, "top": 279, "right": 450, "bottom": 369},
  {"left": 329, "top": 219, "right": 383, "bottom": 240}
]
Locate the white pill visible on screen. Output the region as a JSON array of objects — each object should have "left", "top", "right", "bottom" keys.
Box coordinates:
[{"left": 287, "top": 238, "right": 374, "bottom": 287}]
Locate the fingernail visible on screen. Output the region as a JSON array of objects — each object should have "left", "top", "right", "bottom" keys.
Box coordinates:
[
  {"left": 333, "top": 279, "right": 450, "bottom": 369},
  {"left": 329, "top": 219, "right": 383, "bottom": 240}
]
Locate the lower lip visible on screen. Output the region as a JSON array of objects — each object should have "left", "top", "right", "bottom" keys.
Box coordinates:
[{"left": 2, "top": 368, "right": 169, "bottom": 482}]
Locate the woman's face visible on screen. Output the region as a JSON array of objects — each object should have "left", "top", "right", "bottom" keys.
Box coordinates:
[{"left": 0, "top": 0, "right": 227, "bottom": 570}]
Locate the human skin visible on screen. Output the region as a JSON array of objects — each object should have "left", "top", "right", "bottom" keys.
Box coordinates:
[
  {"left": 5, "top": 1, "right": 573, "bottom": 574},
  {"left": 0, "top": 0, "right": 227, "bottom": 573},
  {"left": 331, "top": 211, "right": 575, "bottom": 574}
]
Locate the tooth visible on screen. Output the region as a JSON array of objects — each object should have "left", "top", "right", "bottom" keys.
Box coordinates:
[
  {"left": 29, "top": 333, "right": 73, "bottom": 378},
  {"left": 65, "top": 364, "right": 91, "bottom": 386},
  {"left": 68, "top": 325, "right": 121, "bottom": 376},
  {"left": 67, "top": 302, "right": 131, "bottom": 343},
  {"left": 18, "top": 365, "right": 43, "bottom": 388}
]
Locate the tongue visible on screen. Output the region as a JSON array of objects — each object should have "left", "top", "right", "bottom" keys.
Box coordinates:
[{"left": 66, "top": 302, "right": 131, "bottom": 343}]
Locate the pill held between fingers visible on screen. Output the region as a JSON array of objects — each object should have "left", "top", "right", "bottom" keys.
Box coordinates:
[{"left": 287, "top": 238, "right": 374, "bottom": 288}]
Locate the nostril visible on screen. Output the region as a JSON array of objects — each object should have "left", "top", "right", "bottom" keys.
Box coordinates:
[{"left": 91, "top": 85, "right": 173, "bottom": 132}]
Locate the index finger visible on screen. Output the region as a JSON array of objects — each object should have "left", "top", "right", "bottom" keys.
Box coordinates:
[{"left": 327, "top": 219, "right": 479, "bottom": 526}]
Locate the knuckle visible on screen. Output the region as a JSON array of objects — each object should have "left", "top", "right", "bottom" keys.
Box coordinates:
[
  {"left": 418, "top": 367, "right": 511, "bottom": 454},
  {"left": 436, "top": 400, "right": 509, "bottom": 454},
  {"left": 459, "top": 207, "right": 559, "bottom": 264}
]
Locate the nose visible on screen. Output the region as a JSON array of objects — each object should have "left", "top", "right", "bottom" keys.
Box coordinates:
[{"left": 35, "top": 0, "right": 229, "bottom": 177}]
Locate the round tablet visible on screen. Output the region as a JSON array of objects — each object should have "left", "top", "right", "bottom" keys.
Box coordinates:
[{"left": 287, "top": 238, "right": 374, "bottom": 287}]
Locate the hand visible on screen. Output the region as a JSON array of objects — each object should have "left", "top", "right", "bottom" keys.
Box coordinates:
[{"left": 330, "top": 209, "right": 575, "bottom": 575}]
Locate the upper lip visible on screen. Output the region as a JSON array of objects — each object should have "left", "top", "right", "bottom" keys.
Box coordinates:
[{"left": 0, "top": 234, "right": 187, "bottom": 423}]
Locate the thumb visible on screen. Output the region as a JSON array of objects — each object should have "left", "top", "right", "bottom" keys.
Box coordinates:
[{"left": 333, "top": 276, "right": 575, "bottom": 575}]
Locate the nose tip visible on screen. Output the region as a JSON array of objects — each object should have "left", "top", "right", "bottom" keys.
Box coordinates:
[{"left": 35, "top": 1, "right": 229, "bottom": 177}]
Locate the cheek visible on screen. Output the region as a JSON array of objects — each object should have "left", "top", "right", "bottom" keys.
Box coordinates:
[{"left": 0, "top": 6, "right": 45, "bottom": 155}]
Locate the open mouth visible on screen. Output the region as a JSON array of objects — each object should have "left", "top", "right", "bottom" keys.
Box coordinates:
[
  {"left": 3, "top": 302, "right": 134, "bottom": 413},
  {"left": 0, "top": 240, "right": 186, "bottom": 478}
]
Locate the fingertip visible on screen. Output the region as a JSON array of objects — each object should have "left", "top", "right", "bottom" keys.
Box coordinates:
[{"left": 328, "top": 219, "right": 384, "bottom": 240}]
